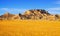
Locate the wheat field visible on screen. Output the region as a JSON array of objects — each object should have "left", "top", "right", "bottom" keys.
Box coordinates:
[{"left": 0, "top": 20, "right": 60, "bottom": 36}]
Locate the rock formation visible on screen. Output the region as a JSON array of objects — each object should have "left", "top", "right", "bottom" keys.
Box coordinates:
[
  {"left": 0, "top": 12, "right": 15, "bottom": 20},
  {"left": 0, "top": 9, "right": 60, "bottom": 20},
  {"left": 24, "top": 9, "right": 51, "bottom": 20}
]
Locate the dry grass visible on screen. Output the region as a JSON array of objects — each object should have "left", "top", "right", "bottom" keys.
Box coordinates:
[{"left": 0, "top": 20, "right": 60, "bottom": 36}]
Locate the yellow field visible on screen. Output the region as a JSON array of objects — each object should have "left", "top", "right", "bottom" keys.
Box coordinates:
[{"left": 0, "top": 20, "right": 60, "bottom": 36}]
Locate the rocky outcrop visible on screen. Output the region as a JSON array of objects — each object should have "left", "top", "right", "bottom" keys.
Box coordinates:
[
  {"left": 0, "top": 12, "right": 15, "bottom": 20},
  {"left": 0, "top": 9, "right": 60, "bottom": 20},
  {"left": 12, "top": 14, "right": 20, "bottom": 20},
  {"left": 24, "top": 9, "right": 51, "bottom": 20}
]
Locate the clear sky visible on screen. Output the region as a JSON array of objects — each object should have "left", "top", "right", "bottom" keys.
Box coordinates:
[{"left": 0, "top": 0, "right": 60, "bottom": 15}]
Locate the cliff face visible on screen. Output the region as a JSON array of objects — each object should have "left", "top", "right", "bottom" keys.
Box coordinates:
[{"left": 0, "top": 9, "right": 60, "bottom": 20}]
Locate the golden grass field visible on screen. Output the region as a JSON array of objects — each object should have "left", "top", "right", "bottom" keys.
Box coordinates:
[{"left": 0, "top": 20, "right": 60, "bottom": 36}]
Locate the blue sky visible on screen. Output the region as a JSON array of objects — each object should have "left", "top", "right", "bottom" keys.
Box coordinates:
[{"left": 0, "top": 0, "right": 60, "bottom": 15}]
